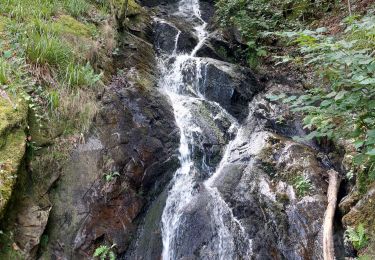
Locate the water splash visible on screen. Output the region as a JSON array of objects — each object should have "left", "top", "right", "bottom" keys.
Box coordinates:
[{"left": 159, "top": 0, "right": 252, "bottom": 259}]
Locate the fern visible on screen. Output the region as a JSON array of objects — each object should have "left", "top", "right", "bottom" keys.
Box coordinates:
[
  {"left": 345, "top": 224, "right": 368, "bottom": 250},
  {"left": 93, "top": 244, "right": 117, "bottom": 260}
]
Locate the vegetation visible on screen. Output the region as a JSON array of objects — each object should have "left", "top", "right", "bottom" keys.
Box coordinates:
[
  {"left": 94, "top": 244, "right": 116, "bottom": 260},
  {"left": 293, "top": 175, "right": 312, "bottom": 196},
  {"left": 345, "top": 224, "right": 368, "bottom": 250},
  {"left": 0, "top": 0, "right": 107, "bottom": 138},
  {"left": 215, "top": 0, "right": 334, "bottom": 67},
  {"left": 268, "top": 14, "right": 375, "bottom": 191},
  {"left": 104, "top": 171, "right": 120, "bottom": 182},
  {"left": 0, "top": 0, "right": 113, "bottom": 257}
]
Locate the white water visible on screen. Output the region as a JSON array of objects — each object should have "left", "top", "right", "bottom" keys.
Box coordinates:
[{"left": 159, "top": 0, "right": 252, "bottom": 259}]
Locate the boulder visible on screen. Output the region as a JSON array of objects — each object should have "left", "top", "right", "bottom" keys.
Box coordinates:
[
  {"left": 153, "top": 19, "right": 197, "bottom": 55},
  {"left": 197, "top": 58, "right": 263, "bottom": 119}
]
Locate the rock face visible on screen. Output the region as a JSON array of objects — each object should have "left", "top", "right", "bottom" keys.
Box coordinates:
[
  {"left": 41, "top": 26, "right": 180, "bottom": 258},
  {"left": 153, "top": 19, "right": 198, "bottom": 54},
  {"left": 197, "top": 58, "right": 262, "bottom": 119},
  {"left": 161, "top": 85, "right": 331, "bottom": 259},
  {"left": 1, "top": 5, "right": 179, "bottom": 259}
]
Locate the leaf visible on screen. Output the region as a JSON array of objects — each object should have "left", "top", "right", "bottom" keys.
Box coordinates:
[
  {"left": 335, "top": 90, "right": 347, "bottom": 100},
  {"left": 366, "top": 148, "right": 375, "bottom": 156},
  {"left": 283, "top": 95, "right": 297, "bottom": 103},
  {"left": 354, "top": 140, "right": 364, "bottom": 149},
  {"left": 266, "top": 93, "right": 286, "bottom": 101},
  {"left": 3, "top": 51, "right": 12, "bottom": 59},
  {"left": 326, "top": 91, "right": 337, "bottom": 98}
]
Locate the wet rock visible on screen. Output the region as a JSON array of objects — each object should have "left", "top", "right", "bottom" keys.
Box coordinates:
[
  {"left": 123, "top": 188, "right": 168, "bottom": 260},
  {"left": 139, "top": 0, "right": 179, "bottom": 7},
  {"left": 153, "top": 20, "right": 179, "bottom": 54},
  {"left": 195, "top": 31, "right": 237, "bottom": 62},
  {"left": 153, "top": 19, "right": 197, "bottom": 54},
  {"left": 199, "top": 0, "right": 215, "bottom": 23},
  {"left": 196, "top": 87, "right": 330, "bottom": 259},
  {"left": 197, "top": 58, "right": 263, "bottom": 119}
]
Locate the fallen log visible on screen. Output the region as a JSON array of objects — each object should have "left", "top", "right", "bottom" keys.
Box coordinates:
[{"left": 323, "top": 169, "right": 341, "bottom": 260}]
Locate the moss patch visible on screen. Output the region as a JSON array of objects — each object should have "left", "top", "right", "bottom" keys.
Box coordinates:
[
  {"left": 0, "top": 96, "right": 27, "bottom": 218},
  {"left": 113, "top": 0, "right": 143, "bottom": 16},
  {"left": 52, "top": 15, "right": 96, "bottom": 38},
  {"left": 0, "top": 129, "right": 26, "bottom": 218}
]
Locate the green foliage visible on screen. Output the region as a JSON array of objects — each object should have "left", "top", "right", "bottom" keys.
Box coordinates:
[
  {"left": 345, "top": 224, "right": 368, "bottom": 250},
  {"left": 63, "top": 0, "right": 91, "bottom": 18},
  {"left": 25, "top": 32, "right": 73, "bottom": 68},
  {"left": 94, "top": 244, "right": 116, "bottom": 260},
  {"left": 104, "top": 171, "right": 120, "bottom": 182},
  {"left": 0, "top": 58, "right": 10, "bottom": 85},
  {"left": 272, "top": 15, "right": 375, "bottom": 182},
  {"left": 0, "top": 0, "right": 103, "bottom": 135},
  {"left": 65, "top": 63, "right": 102, "bottom": 88},
  {"left": 293, "top": 175, "right": 312, "bottom": 196},
  {"left": 215, "top": 0, "right": 334, "bottom": 67}
]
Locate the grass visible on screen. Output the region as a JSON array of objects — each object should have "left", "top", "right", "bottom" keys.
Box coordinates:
[
  {"left": 25, "top": 32, "right": 74, "bottom": 68},
  {"left": 0, "top": 0, "right": 107, "bottom": 136},
  {"left": 63, "top": 0, "right": 91, "bottom": 18},
  {"left": 64, "top": 62, "right": 102, "bottom": 88},
  {"left": 0, "top": 58, "right": 10, "bottom": 85}
]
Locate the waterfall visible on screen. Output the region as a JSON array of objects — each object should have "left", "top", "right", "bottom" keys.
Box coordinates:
[{"left": 159, "top": 0, "right": 253, "bottom": 259}]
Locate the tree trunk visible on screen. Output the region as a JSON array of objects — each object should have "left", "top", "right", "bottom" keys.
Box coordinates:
[{"left": 323, "top": 169, "right": 340, "bottom": 260}]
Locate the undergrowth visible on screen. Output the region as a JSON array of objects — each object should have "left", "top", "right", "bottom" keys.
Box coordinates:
[{"left": 0, "top": 0, "right": 108, "bottom": 135}]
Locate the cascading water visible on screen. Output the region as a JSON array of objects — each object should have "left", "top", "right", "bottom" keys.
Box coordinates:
[{"left": 159, "top": 0, "right": 252, "bottom": 259}]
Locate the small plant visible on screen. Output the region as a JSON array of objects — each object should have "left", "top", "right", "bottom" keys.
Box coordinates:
[
  {"left": 25, "top": 32, "right": 73, "bottom": 68},
  {"left": 104, "top": 171, "right": 120, "bottom": 182},
  {"left": 293, "top": 175, "right": 312, "bottom": 196},
  {"left": 345, "top": 224, "right": 368, "bottom": 250},
  {"left": 64, "top": 62, "right": 102, "bottom": 88},
  {"left": 94, "top": 244, "right": 116, "bottom": 260},
  {"left": 63, "top": 0, "right": 90, "bottom": 18}
]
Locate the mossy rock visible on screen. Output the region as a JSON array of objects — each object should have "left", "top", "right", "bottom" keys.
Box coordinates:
[
  {"left": 52, "top": 15, "right": 96, "bottom": 38},
  {"left": 0, "top": 96, "right": 27, "bottom": 218},
  {"left": 0, "top": 96, "right": 27, "bottom": 139},
  {"left": 343, "top": 184, "right": 375, "bottom": 256},
  {"left": 114, "top": 0, "right": 143, "bottom": 17}
]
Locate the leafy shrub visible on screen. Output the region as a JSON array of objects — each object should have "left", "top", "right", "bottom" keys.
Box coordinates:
[
  {"left": 271, "top": 15, "right": 375, "bottom": 183},
  {"left": 345, "top": 224, "right": 368, "bottom": 250},
  {"left": 215, "top": 0, "right": 334, "bottom": 67}
]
